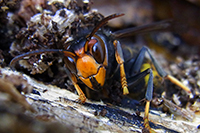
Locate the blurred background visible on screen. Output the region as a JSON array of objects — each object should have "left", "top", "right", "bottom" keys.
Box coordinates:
[{"left": 91, "top": 0, "right": 200, "bottom": 57}]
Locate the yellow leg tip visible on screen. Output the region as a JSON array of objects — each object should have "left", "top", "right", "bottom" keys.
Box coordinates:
[
  {"left": 79, "top": 94, "right": 86, "bottom": 103},
  {"left": 123, "top": 86, "right": 129, "bottom": 95},
  {"left": 166, "top": 75, "right": 191, "bottom": 93},
  {"left": 143, "top": 101, "right": 156, "bottom": 133}
]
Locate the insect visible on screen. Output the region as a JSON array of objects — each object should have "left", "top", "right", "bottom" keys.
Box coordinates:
[{"left": 10, "top": 13, "right": 191, "bottom": 132}]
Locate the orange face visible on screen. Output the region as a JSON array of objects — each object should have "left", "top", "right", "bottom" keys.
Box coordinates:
[
  {"left": 64, "top": 35, "right": 107, "bottom": 90},
  {"left": 77, "top": 54, "right": 106, "bottom": 89}
]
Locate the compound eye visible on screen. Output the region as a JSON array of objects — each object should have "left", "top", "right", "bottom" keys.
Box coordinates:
[
  {"left": 64, "top": 57, "right": 77, "bottom": 74},
  {"left": 89, "top": 37, "right": 105, "bottom": 64}
]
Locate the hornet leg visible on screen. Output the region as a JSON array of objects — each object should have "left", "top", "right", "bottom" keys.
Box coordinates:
[
  {"left": 113, "top": 40, "right": 129, "bottom": 95},
  {"left": 127, "top": 46, "right": 190, "bottom": 132},
  {"left": 130, "top": 46, "right": 191, "bottom": 93},
  {"left": 65, "top": 68, "right": 86, "bottom": 103},
  {"left": 143, "top": 69, "right": 156, "bottom": 133}
]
